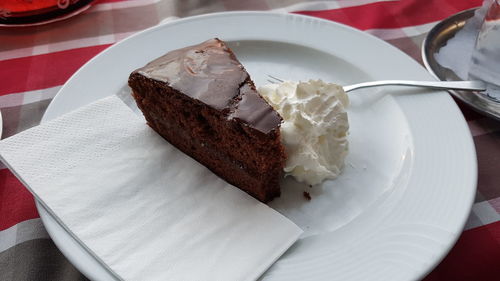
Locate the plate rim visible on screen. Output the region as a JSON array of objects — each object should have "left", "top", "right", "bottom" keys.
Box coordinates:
[
  {"left": 0, "top": 109, "right": 3, "bottom": 138},
  {"left": 38, "top": 11, "right": 477, "bottom": 281}
]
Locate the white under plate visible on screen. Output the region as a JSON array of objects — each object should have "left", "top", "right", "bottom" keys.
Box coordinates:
[{"left": 38, "top": 12, "right": 476, "bottom": 281}]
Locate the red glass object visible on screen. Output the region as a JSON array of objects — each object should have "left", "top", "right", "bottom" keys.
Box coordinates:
[{"left": 0, "top": 0, "right": 94, "bottom": 26}]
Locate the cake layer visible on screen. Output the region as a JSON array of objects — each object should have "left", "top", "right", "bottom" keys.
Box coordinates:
[{"left": 129, "top": 39, "right": 286, "bottom": 202}]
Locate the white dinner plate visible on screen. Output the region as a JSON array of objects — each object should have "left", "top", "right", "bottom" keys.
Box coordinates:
[
  {"left": 37, "top": 12, "right": 476, "bottom": 281},
  {"left": 0, "top": 110, "right": 3, "bottom": 138}
]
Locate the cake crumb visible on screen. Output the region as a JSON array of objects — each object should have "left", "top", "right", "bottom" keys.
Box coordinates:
[{"left": 303, "top": 191, "right": 311, "bottom": 201}]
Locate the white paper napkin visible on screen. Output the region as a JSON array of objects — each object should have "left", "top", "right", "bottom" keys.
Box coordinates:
[{"left": 0, "top": 96, "right": 302, "bottom": 281}]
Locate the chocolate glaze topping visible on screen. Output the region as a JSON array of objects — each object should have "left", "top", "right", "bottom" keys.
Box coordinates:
[{"left": 133, "top": 38, "right": 281, "bottom": 134}]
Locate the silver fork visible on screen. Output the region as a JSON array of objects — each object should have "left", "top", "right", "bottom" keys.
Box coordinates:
[{"left": 267, "top": 75, "right": 486, "bottom": 93}]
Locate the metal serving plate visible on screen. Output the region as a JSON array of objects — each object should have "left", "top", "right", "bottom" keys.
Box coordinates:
[{"left": 422, "top": 8, "right": 500, "bottom": 121}]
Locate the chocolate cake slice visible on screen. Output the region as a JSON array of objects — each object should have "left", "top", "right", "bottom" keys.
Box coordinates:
[{"left": 128, "top": 38, "right": 286, "bottom": 202}]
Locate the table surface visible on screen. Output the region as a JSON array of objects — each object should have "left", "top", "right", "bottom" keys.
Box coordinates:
[{"left": 1, "top": 0, "right": 499, "bottom": 280}]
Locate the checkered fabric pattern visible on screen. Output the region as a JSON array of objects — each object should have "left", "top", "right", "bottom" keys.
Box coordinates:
[{"left": 1, "top": 0, "right": 499, "bottom": 280}]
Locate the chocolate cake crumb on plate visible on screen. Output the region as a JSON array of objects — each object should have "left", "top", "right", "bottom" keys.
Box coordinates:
[{"left": 303, "top": 191, "right": 311, "bottom": 201}]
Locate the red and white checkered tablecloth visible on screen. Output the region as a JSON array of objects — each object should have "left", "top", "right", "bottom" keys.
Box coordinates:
[{"left": 1, "top": 0, "right": 499, "bottom": 280}]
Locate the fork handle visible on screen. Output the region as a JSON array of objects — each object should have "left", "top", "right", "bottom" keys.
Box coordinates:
[{"left": 343, "top": 80, "right": 486, "bottom": 93}]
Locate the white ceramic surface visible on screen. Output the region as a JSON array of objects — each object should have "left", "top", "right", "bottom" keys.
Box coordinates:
[
  {"left": 0, "top": 110, "right": 3, "bottom": 138},
  {"left": 37, "top": 12, "right": 477, "bottom": 281}
]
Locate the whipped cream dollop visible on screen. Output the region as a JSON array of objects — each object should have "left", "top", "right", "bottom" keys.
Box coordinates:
[{"left": 258, "top": 80, "right": 349, "bottom": 185}]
